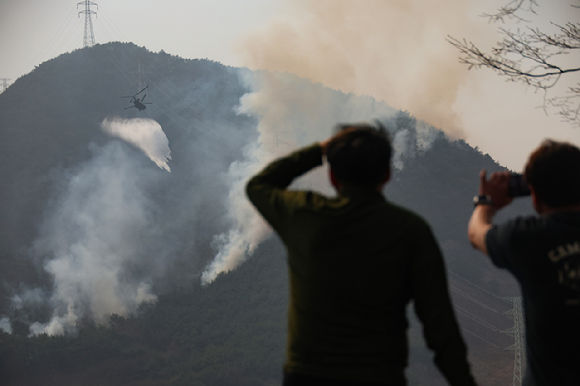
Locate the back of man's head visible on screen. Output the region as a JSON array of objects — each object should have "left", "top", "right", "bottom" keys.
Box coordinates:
[
  {"left": 326, "top": 123, "right": 392, "bottom": 188},
  {"left": 525, "top": 140, "right": 580, "bottom": 208}
]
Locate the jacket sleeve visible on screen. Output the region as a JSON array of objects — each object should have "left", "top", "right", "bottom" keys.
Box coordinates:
[
  {"left": 245, "top": 144, "right": 324, "bottom": 235},
  {"left": 410, "top": 221, "right": 477, "bottom": 386}
]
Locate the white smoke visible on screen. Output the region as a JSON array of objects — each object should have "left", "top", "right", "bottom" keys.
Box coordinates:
[
  {"left": 27, "top": 141, "right": 168, "bottom": 336},
  {"left": 201, "top": 70, "right": 399, "bottom": 283},
  {"left": 392, "top": 130, "right": 410, "bottom": 171},
  {"left": 415, "top": 121, "right": 439, "bottom": 152},
  {"left": 0, "top": 317, "right": 12, "bottom": 334},
  {"left": 102, "top": 117, "right": 172, "bottom": 172},
  {"left": 11, "top": 68, "right": 444, "bottom": 333},
  {"left": 236, "top": 1, "right": 496, "bottom": 138},
  {"left": 7, "top": 119, "right": 170, "bottom": 336},
  {"left": 11, "top": 287, "right": 46, "bottom": 309},
  {"left": 201, "top": 141, "right": 272, "bottom": 284},
  {"left": 200, "top": 0, "right": 487, "bottom": 283}
]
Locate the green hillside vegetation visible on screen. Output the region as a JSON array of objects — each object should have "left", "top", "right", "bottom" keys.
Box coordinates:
[
  {"left": 0, "top": 42, "right": 533, "bottom": 385},
  {"left": 0, "top": 238, "right": 287, "bottom": 386}
]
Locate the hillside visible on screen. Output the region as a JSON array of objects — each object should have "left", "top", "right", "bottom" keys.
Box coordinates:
[
  {"left": 0, "top": 42, "right": 254, "bottom": 308},
  {"left": 0, "top": 42, "right": 533, "bottom": 385}
]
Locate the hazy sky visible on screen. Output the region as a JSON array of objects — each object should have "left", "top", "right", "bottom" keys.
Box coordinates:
[{"left": 0, "top": 0, "right": 578, "bottom": 170}]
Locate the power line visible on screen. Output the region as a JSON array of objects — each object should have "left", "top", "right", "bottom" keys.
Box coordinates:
[
  {"left": 132, "top": 56, "right": 150, "bottom": 93},
  {"left": 89, "top": 18, "right": 253, "bottom": 148},
  {"left": 272, "top": 131, "right": 290, "bottom": 147},
  {"left": 450, "top": 285, "right": 500, "bottom": 313},
  {"left": 98, "top": 8, "right": 129, "bottom": 43},
  {"left": 460, "top": 327, "right": 502, "bottom": 349},
  {"left": 77, "top": 1, "right": 98, "bottom": 48},
  {"left": 448, "top": 269, "right": 511, "bottom": 304},
  {"left": 454, "top": 303, "right": 502, "bottom": 332}
]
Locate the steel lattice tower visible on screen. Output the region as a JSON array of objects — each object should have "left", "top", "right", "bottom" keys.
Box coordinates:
[
  {"left": 503, "top": 297, "right": 526, "bottom": 386},
  {"left": 77, "top": 1, "right": 98, "bottom": 47}
]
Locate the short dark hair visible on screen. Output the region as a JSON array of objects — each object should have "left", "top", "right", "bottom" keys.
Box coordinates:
[
  {"left": 524, "top": 140, "right": 580, "bottom": 208},
  {"left": 326, "top": 122, "right": 392, "bottom": 187}
]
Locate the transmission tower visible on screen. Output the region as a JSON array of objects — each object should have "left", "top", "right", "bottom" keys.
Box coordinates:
[
  {"left": 271, "top": 131, "right": 289, "bottom": 147},
  {"left": 131, "top": 55, "right": 151, "bottom": 92},
  {"left": 77, "top": 1, "right": 98, "bottom": 48},
  {"left": 0, "top": 78, "right": 10, "bottom": 93},
  {"left": 503, "top": 297, "right": 526, "bottom": 386}
]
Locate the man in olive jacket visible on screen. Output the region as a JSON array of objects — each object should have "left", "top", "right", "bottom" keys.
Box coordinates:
[{"left": 246, "top": 124, "right": 476, "bottom": 386}]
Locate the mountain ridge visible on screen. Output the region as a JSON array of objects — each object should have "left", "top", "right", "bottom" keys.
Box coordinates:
[{"left": 0, "top": 42, "right": 531, "bottom": 385}]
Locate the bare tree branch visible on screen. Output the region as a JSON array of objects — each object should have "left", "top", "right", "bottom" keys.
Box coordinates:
[
  {"left": 481, "top": 0, "right": 538, "bottom": 23},
  {"left": 448, "top": 0, "right": 580, "bottom": 126},
  {"left": 532, "top": 23, "right": 580, "bottom": 50},
  {"left": 547, "top": 84, "right": 580, "bottom": 127}
]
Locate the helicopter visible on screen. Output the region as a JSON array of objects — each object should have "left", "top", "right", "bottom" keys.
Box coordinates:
[{"left": 121, "top": 86, "right": 152, "bottom": 111}]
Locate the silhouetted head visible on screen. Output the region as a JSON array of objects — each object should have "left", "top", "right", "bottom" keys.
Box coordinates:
[
  {"left": 326, "top": 122, "right": 392, "bottom": 190},
  {"left": 524, "top": 140, "right": 580, "bottom": 208}
]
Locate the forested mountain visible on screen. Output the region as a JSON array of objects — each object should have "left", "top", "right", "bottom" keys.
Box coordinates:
[{"left": 0, "top": 42, "right": 533, "bottom": 385}]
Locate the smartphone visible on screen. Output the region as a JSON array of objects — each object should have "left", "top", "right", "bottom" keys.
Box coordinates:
[{"left": 508, "top": 173, "right": 531, "bottom": 197}]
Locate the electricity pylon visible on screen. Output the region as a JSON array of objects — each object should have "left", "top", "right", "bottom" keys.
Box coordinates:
[
  {"left": 503, "top": 297, "right": 526, "bottom": 386},
  {"left": 77, "top": 1, "right": 98, "bottom": 48},
  {"left": 271, "top": 131, "right": 289, "bottom": 147},
  {"left": 131, "top": 56, "right": 151, "bottom": 92}
]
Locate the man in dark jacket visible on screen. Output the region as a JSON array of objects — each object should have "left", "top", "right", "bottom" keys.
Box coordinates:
[
  {"left": 247, "top": 123, "right": 476, "bottom": 386},
  {"left": 468, "top": 140, "right": 580, "bottom": 386}
]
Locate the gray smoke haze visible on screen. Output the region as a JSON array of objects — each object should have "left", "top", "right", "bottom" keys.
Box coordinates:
[
  {"left": 10, "top": 68, "right": 442, "bottom": 332},
  {"left": 201, "top": 0, "right": 489, "bottom": 282},
  {"left": 237, "top": 0, "right": 495, "bottom": 138},
  {"left": 12, "top": 84, "right": 254, "bottom": 334},
  {"left": 19, "top": 118, "right": 183, "bottom": 335},
  {"left": 28, "top": 141, "right": 164, "bottom": 335},
  {"left": 202, "top": 70, "right": 438, "bottom": 283},
  {"left": 0, "top": 317, "right": 11, "bottom": 334}
]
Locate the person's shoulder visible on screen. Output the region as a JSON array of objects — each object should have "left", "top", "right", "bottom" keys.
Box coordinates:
[
  {"left": 288, "top": 190, "right": 350, "bottom": 212},
  {"left": 488, "top": 215, "right": 546, "bottom": 250},
  {"left": 496, "top": 215, "right": 544, "bottom": 234},
  {"left": 385, "top": 201, "right": 432, "bottom": 229},
  {"left": 547, "top": 211, "right": 580, "bottom": 227}
]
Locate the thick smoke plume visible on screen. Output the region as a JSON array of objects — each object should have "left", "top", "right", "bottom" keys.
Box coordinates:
[
  {"left": 21, "top": 119, "right": 176, "bottom": 336},
  {"left": 28, "top": 142, "right": 162, "bottom": 335},
  {"left": 237, "top": 0, "right": 493, "bottom": 138},
  {"left": 9, "top": 59, "right": 444, "bottom": 333},
  {"left": 202, "top": 0, "right": 474, "bottom": 283},
  {"left": 201, "top": 71, "right": 434, "bottom": 283}
]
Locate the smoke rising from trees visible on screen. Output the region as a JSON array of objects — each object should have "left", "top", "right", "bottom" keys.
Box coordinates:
[
  {"left": 9, "top": 118, "right": 176, "bottom": 335},
  {"left": 3, "top": 56, "right": 443, "bottom": 335},
  {"left": 237, "top": 0, "right": 496, "bottom": 139},
  {"left": 27, "top": 140, "right": 166, "bottom": 335},
  {"left": 201, "top": 70, "right": 438, "bottom": 283}
]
